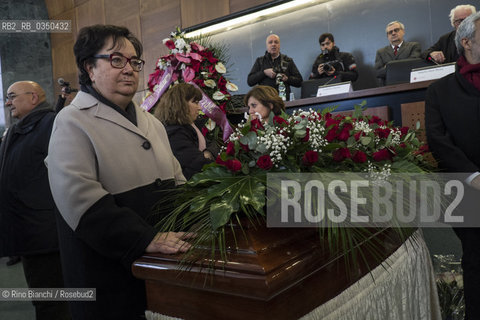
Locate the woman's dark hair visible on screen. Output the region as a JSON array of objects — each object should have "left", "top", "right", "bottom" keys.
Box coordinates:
[
  {"left": 319, "top": 33, "right": 334, "bottom": 45},
  {"left": 244, "top": 85, "right": 285, "bottom": 116},
  {"left": 154, "top": 83, "right": 203, "bottom": 125},
  {"left": 74, "top": 24, "right": 143, "bottom": 86}
]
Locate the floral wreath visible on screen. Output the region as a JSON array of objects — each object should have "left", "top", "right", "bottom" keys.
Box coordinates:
[{"left": 142, "top": 28, "right": 239, "bottom": 141}]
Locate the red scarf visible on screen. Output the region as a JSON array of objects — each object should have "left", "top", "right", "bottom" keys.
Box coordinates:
[{"left": 458, "top": 55, "right": 480, "bottom": 92}]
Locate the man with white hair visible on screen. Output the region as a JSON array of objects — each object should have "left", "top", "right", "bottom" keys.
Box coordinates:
[
  {"left": 422, "top": 4, "right": 476, "bottom": 64},
  {"left": 426, "top": 11, "right": 480, "bottom": 319}
]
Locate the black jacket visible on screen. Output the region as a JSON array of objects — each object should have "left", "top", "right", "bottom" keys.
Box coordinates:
[
  {"left": 247, "top": 51, "right": 303, "bottom": 100},
  {"left": 421, "top": 30, "right": 458, "bottom": 64},
  {"left": 310, "top": 46, "right": 358, "bottom": 82},
  {"left": 425, "top": 65, "right": 480, "bottom": 173},
  {"left": 165, "top": 124, "right": 219, "bottom": 180},
  {"left": 0, "top": 102, "right": 57, "bottom": 256}
]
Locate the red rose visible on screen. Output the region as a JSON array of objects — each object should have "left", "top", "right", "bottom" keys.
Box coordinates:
[
  {"left": 302, "top": 150, "right": 319, "bottom": 166},
  {"left": 165, "top": 40, "right": 175, "bottom": 50},
  {"left": 273, "top": 116, "right": 288, "bottom": 126},
  {"left": 190, "top": 59, "right": 201, "bottom": 72},
  {"left": 226, "top": 141, "right": 235, "bottom": 155},
  {"left": 400, "top": 127, "right": 409, "bottom": 136},
  {"left": 375, "top": 128, "right": 391, "bottom": 139},
  {"left": 217, "top": 76, "right": 227, "bottom": 89},
  {"left": 337, "top": 127, "right": 351, "bottom": 141},
  {"left": 216, "top": 155, "right": 226, "bottom": 166},
  {"left": 226, "top": 159, "right": 242, "bottom": 172},
  {"left": 368, "top": 116, "right": 383, "bottom": 125},
  {"left": 332, "top": 148, "right": 351, "bottom": 162},
  {"left": 354, "top": 131, "right": 363, "bottom": 141},
  {"left": 301, "top": 127, "right": 310, "bottom": 142},
  {"left": 257, "top": 155, "right": 273, "bottom": 170},
  {"left": 201, "top": 127, "right": 208, "bottom": 137},
  {"left": 240, "top": 143, "right": 249, "bottom": 152},
  {"left": 250, "top": 119, "right": 264, "bottom": 132},
  {"left": 352, "top": 150, "right": 367, "bottom": 163},
  {"left": 372, "top": 148, "right": 393, "bottom": 162},
  {"left": 193, "top": 78, "right": 205, "bottom": 87},
  {"left": 325, "top": 125, "right": 338, "bottom": 142},
  {"left": 325, "top": 118, "right": 339, "bottom": 128},
  {"left": 415, "top": 144, "right": 429, "bottom": 155}
]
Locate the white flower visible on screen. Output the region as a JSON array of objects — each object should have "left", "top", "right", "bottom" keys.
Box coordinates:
[
  {"left": 175, "top": 38, "right": 187, "bottom": 50},
  {"left": 226, "top": 82, "right": 238, "bottom": 91},
  {"left": 205, "top": 118, "right": 216, "bottom": 130},
  {"left": 204, "top": 79, "right": 216, "bottom": 88},
  {"left": 213, "top": 91, "right": 225, "bottom": 100},
  {"left": 215, "top": 62, "right": 226, "bottom": 74}
]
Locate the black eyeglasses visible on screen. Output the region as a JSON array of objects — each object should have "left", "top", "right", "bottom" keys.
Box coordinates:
[
  {"left": 5, "top": 92, "right": 33, "bottom": 103},
  {"left": 93, "top": 53, "right": 145, "bottom": 72},
  {"left": 387, "top": 28, "right": 401, "bottom": 35}
]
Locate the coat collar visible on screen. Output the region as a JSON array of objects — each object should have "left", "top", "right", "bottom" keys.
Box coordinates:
[{"left": 71, "top": 91, "right": 151, "bottom": 138}]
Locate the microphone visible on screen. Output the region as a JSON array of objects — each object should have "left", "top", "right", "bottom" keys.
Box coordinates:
[
  {"left": 322, "top": 75, "right": 337, "bottom": 87},
  {"left": 428, "top": 56, "right": 440, "bottom": 66}
]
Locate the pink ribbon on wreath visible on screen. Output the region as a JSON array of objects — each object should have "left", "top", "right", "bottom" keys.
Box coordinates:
[
  {"left": 190, "top": 82, "right": 233, "bottom": 142},
  {"left": 140, "top": 67, "right": 175, "bottom": 111}
]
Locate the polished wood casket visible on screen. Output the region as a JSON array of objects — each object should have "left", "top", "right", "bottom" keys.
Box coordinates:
[{"left": 132, "top": 222, "right": 407, "bottom": 320}]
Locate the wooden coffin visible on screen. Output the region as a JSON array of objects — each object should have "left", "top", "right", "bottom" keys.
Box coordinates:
[{"left": 132, "top": 223, "right": 407, "bottom": 320}]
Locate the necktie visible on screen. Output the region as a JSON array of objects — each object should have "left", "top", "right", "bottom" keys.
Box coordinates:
[{"left": 394, "top": 45, "right": 399, "bottom": 56}]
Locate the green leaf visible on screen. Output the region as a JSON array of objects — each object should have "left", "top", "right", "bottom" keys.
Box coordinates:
[{"left": 360, "top": 136, "right": 372, "bottom": 145}]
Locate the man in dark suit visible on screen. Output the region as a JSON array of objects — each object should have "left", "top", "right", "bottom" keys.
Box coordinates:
[
  {"left": 425, "top": 12, "right": 480, "bottom": 319},
  {"left": 374, "top": 21, "right": 421, "bottom": 85},
  {"left": 421, "top": 4, "right": 476, "bottom": 64}
]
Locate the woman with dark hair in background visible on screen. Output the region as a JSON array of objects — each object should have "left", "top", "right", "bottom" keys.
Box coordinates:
[
  {"left": 154, "top": 83, "right": 219, "bottom": 180},
  {"left": 244, "top": 85, "right": 285, "bottom": 121}
]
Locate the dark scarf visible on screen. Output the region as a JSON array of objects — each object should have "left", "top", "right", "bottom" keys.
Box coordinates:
[
  {"left": 81, "top": 84, "right": 137, "bottom": 126},
  {"left": 457, "top": 55, "right": 480, "bottom": 92}
]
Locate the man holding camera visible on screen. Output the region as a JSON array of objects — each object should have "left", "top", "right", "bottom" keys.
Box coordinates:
[
  {"left": 247, "top": 34, "right": 302, "bottom": 101},
  {"left": 55, "top": 78, "right": 78, "bottom": 113},
  {"left": 310, "top": 33, "right": 358, "bottom": 82}
]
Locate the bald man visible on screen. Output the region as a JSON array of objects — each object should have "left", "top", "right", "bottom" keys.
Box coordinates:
[
  {"left": 0, "top": 81, "right": 70, "bottom": 319},
  {"left": 247, "top": 34, "right": 303, "bottom": 101}
]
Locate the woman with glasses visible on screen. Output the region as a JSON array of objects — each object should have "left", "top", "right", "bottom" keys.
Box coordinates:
[{"left": 46, "top": 25, "right": 191, "bottom": 320}]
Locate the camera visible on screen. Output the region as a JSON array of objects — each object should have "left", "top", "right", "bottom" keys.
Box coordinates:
[
  {"left": 58, "top": 78, "right": 78, "bottom": 94},
  {"left": 275, "top": 73, "right": 283, "bottom": 85},
  {"left": 322, "top": 60, "right": 339, "bottom": 73}
]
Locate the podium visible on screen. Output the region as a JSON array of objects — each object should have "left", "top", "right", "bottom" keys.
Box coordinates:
[{"left": 132, "top": 223, "right": 423, "bottom": 320}]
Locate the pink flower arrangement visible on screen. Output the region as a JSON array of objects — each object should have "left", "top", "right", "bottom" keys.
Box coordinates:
[{"left": 147, "top": 28, "right": 238, "bottom": 114}]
